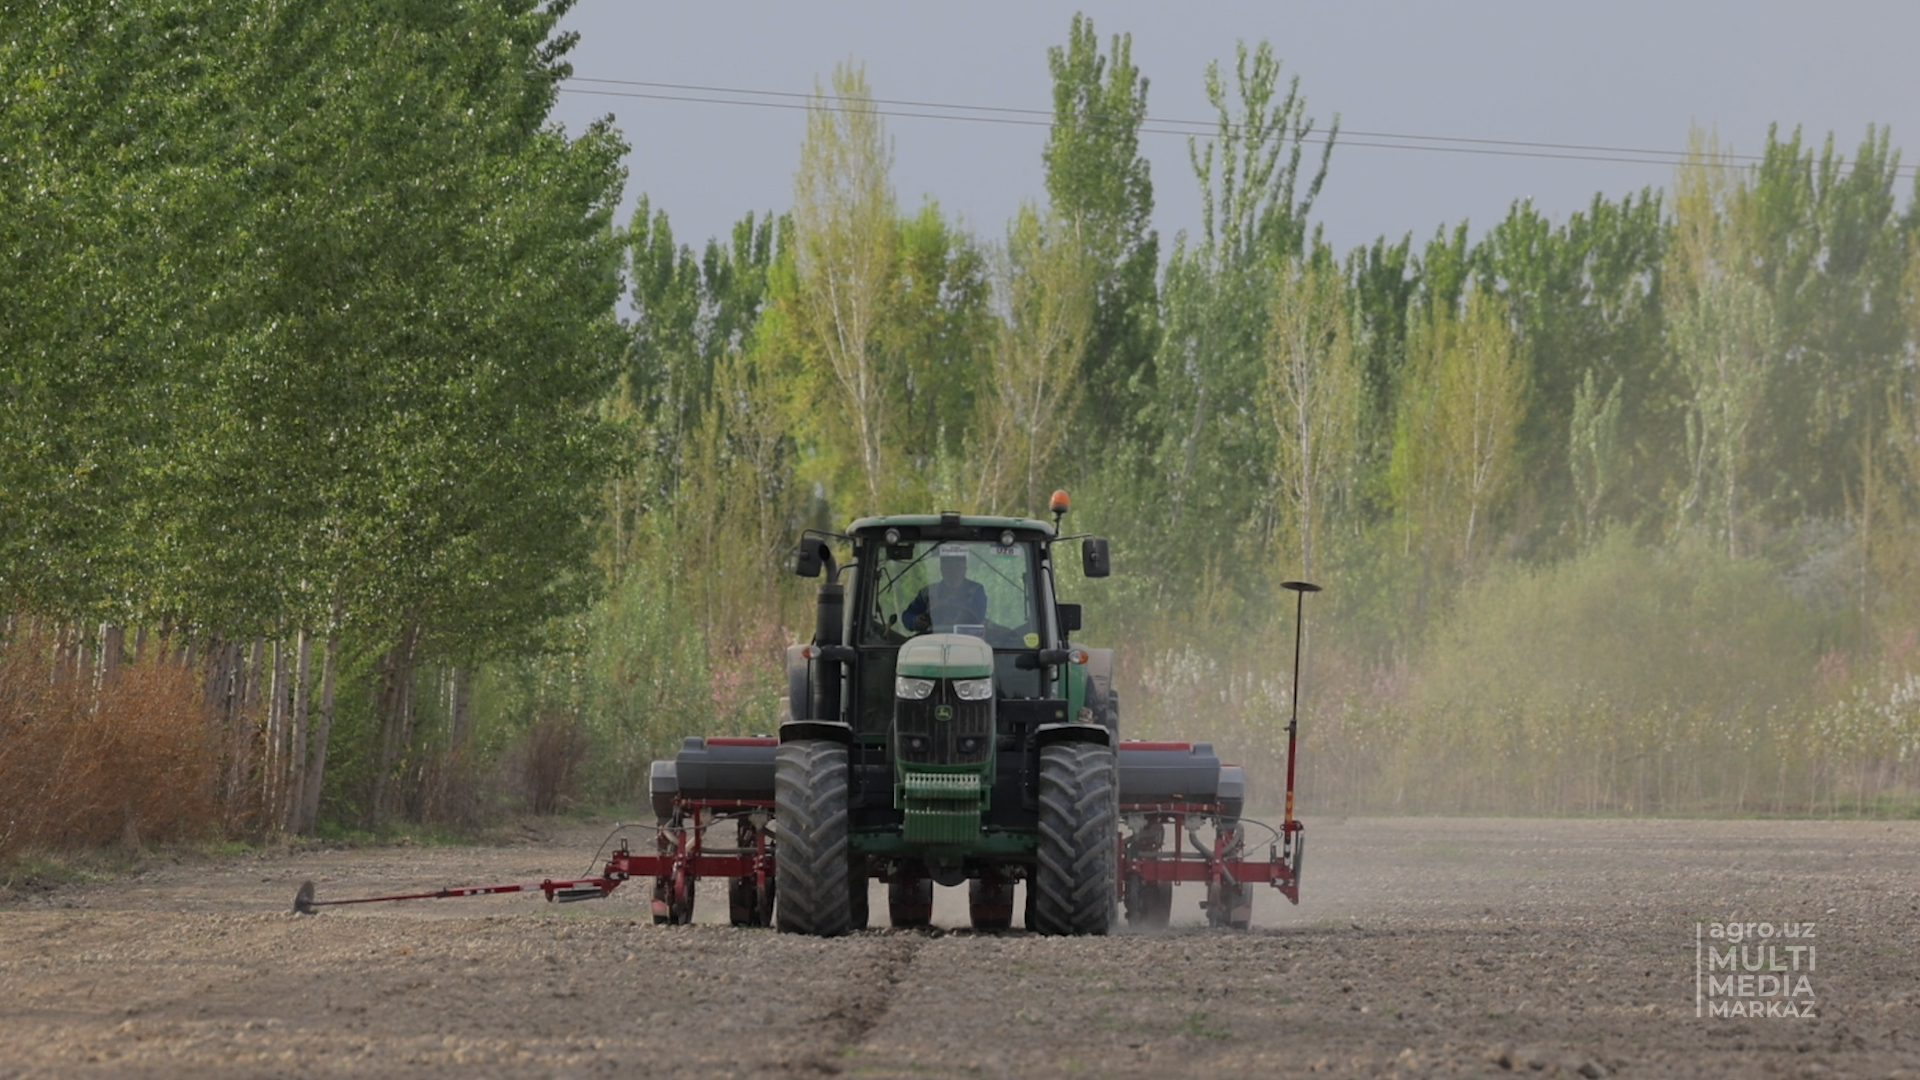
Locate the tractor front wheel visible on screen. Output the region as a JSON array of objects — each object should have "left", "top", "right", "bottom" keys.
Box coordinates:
[
  {"left": 969, "top": 873, "right": 1014, "bottom": 930},
  {"left": 1031, "top": 743, "right": 1116, "bottom": 936},
  {"left": 888, "top": 875, "right": 932, "bottom": 928},
  {"left": 774, "top": 740, "right": 853, "bottom": 936}
]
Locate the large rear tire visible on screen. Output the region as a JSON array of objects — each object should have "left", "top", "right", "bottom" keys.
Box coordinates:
[
  {"left": 775, "top": 741, "right": 852, "bottom": 936},
  {"left": 1031, "top": 743, "right": 1116, "bottom": 936}
]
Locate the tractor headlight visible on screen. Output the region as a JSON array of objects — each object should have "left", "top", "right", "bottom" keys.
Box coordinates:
[
  {"left": 895, "top": 676, "right": 935, "bottom": 700},
  {"left": 952, "top": 677, "right": 993, "bottom": 701}
]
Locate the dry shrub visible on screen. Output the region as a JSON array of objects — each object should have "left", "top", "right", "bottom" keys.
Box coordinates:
[
  {"left": 515, "top": 709, "right": 588, "bottom": 815},
  {"left": 0, "top": 633, "right": 220, "bottom": 858}
]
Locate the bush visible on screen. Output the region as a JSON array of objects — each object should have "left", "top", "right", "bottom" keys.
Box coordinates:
[{"left": 0, "top": 632, "right": 222, "bottom": 858}]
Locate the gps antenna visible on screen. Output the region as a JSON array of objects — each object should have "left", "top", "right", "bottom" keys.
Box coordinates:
[{"left": 1279, "top": 580, "right": 1321, "bottom": 837}]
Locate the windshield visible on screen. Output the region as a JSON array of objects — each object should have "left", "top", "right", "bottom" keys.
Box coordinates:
[{"left": 860, "top": 539, "right": 1036, "bottom": 648}]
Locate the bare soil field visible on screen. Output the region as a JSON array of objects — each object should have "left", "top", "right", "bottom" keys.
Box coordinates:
[{"left": 1, "top": 815, "right": 1915, "bottom": 1079}]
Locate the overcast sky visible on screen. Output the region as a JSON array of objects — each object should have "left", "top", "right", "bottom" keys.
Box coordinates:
[{"left": 548, "top": 1, "right": 1920, "bottom": 260}]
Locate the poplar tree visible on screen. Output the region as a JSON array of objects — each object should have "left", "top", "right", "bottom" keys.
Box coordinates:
[
  {"left": 791, "top": 63, "right": 899, "bottom": 504},
  {"left": 1150, "top": 40, "right": 1336, "bottom": 585},
  {"left": 1265, "top": 257, "right": 1361, "bottom": 580},
  {"left": 970, "top": 207, "right": 1094, "bottom": 515},
  {"left": 1043, "top": 13, "right": 1158, "bottom": 454},
  {"left": 1669, "top": 131, "right": 1778, "bottom": 558}
]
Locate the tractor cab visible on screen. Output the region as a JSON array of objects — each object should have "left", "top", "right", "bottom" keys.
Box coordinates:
[
  {"left": 787, "top": 510, "right": 1114, "bottom": 747},
  {"left": 853, "top": 529, "right": 1057, "bottom": 733}
]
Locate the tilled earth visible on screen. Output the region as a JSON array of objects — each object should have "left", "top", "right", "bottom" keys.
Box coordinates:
[{"left": 1, "top": 816, "right": 1916, "bottom": 1078}]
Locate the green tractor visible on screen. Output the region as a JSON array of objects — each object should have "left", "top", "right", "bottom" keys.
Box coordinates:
[{"left": 775, "top": 499, "right": 1119, "bottom": 936}]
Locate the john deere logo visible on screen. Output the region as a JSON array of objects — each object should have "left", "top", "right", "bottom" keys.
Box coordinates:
[{"left": 934, "top": 704, "right": 954, "bottom": 722}]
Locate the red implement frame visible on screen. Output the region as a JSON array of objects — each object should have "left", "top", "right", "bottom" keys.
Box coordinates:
[
  {"left": 1117, "top": 802, "right": 1300, "bottom": 898},
  {"left": 293, "top": 797, "right": 775, "bottom": 922},
  {"left": 1116, "top": 798, "right": 1302, "bottom": 928}
]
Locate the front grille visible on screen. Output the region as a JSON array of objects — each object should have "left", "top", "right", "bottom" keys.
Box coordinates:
[{"left": 893, "top": 684, "right": 993, "bottom": 765}]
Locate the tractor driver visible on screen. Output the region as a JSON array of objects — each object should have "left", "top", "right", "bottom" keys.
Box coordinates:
[{"left": 902, "top": 547, "right": 988, "bottom": 632}]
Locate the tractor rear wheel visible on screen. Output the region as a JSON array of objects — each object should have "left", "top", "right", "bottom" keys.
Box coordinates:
[
  {"left": 888, "top": 875, "right": 932, "bottom": 928},
  {"left": 969, "top": 873, "right": 1014, "bottom": 930},
  {"left": 1031, "top": 742, "right": 1116, "bottom": 936},
  {"left": 774, "top": 740, "right": 852, "bottom": 936}
]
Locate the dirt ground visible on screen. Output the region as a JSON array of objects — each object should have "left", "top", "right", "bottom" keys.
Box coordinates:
[{"left": 1, "top": 815, "right": 1916, "bottom": 1079}]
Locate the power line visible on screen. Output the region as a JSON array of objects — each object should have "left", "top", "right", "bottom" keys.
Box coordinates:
[{"left": 561, "top": 76, "right": 1919, "bottom": 181}]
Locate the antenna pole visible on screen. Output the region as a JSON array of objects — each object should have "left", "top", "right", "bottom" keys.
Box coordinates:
[{"left": 1279, "top": 581, "right": 1321, "bottom": 836}]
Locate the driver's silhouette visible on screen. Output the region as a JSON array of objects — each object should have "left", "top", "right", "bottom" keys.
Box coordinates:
[{"left": 903, "top": 550, "right": 987, "bottom": 632}]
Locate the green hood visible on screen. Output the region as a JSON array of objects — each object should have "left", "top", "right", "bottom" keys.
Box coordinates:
[{"left": 895, "top": 634, "right": 994, "bottom": 679}]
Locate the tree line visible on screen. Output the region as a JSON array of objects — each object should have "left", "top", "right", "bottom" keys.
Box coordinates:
[
  {"left": 6, "top": 8, "right": 1920, "bottom": 845},
  {"left": 603, "top": 16, "right": 1920, "bottom": 812},
  {"left": 2, "top": 0, "right": 625, "bottom": 843}
]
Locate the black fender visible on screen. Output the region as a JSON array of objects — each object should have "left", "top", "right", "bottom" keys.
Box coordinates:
[
  {"left": 780, "top": 719, "right": 854, "bottom": 745},
  {"left": 1079, "top": 646, "right": 1118, "bottom": 738},
  {"left": 784, "top": 643, "right": 811, "bottom": 725},
  {"left": 1034, "top": 722, "right": 1111, "bottom": 750}
]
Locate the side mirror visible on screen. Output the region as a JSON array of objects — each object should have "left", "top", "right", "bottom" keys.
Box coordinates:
[
  {"left": 1081, "top": 537, "right": 1111, "bottom": 579},
  {"left": 1057, "top": 603, "right": 1082, "bottom": 634},
  {"left": 793, "top": 539, "right": 824, "bottom": 578}
]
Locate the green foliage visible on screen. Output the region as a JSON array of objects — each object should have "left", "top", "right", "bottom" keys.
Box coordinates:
[
  {"left": 1140, "top": 39, "right": 1338, "bottom": 597},
  {"left": 3, "top": 0, "right": 627, "bottom": 646},
  {"left": 1, "top": 0, "right": 629, "bottom": 834},
  {"left": 1264, "top": 256, "right": 1361, "bottom": 579},
  {"left": 11, "top": 8, "right": 1920, "bottom": 827},
  {"left": 1746, "top": 125, "right": 1915, "bottom": 523},
  {"left": 1569, "top": 370, "right": 1624, "bottom": 547},
  {"left": 1044, "top": 13, "right": 1159, "bottom": 453},
  {"left": 1471, "top": 191, "right": 1667, "bottom": 548},
  {"left": 1669, "top": 133, "right": 1781, "bottom": 558},
  {"left": 887, "top": 201, "right": 994, "bottom": 504},
  {"left": 970, "top": 205, "right": 1094, "bottom": 515},
  {"left": 790, "top": 62, "right": 901, "bottom": 505},
  {"left": 1420, "top": 532, "right": 1816, "bottom": 721},
  {"left": 1362, "top": 534, "right": 1828, "bottom": 813}
]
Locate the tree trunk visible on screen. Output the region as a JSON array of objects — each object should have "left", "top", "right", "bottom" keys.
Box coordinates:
[
  {"left": 98, "top": 624, "right": 123, "bottom": 687},
  {"left": 433, "top": 665, "right": 471, "bottom": 822},
  {"left": 368, "top": 622, "right": 421, "bottom": 828},
  {"left": 226, "top": 640, "right": 257, "bottom": 831},
  {"left": 265, "top": 638, "right": 288, "bottom": 828},
  {"left": 283, "top": 628, "right": 313, "bottom": 833},
  {"left": 294, "top": 628, "right": 340, "bottom": 836}
]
